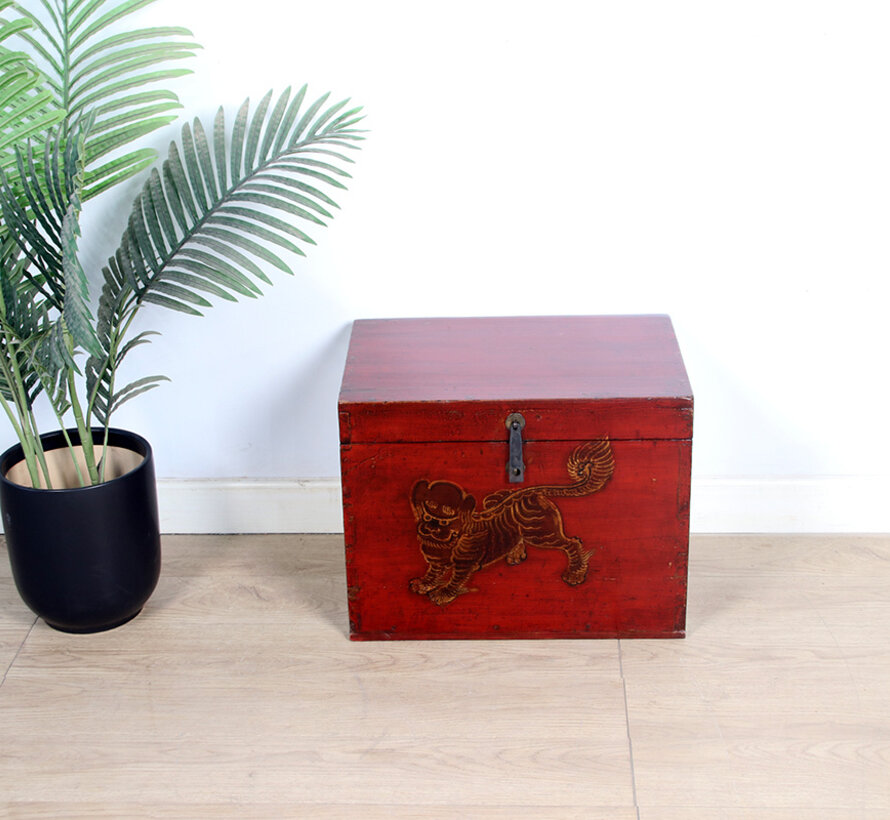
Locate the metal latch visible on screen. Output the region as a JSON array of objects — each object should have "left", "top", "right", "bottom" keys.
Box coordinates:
[{"left": 505, "top": 412, "right": 526, "bottom": 483}]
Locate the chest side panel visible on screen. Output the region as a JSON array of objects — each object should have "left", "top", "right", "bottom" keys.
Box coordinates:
[{"left": 341, "top": 437, "right": 690, "bottom": 640}]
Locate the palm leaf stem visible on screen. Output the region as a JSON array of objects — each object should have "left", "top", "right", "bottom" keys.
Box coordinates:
[
  {"left": 39, "top": 383, "right": 88, "bottom": 486},
  {"left": 61, "top": 425, "right": 88, "bottom": 486},
  {"left": 86, "top": 296, "right": 138, "bottom": 470},
  {"left": 0, "top": 394, "right": 42, "bottom": 485},
  {"left": 0, "top": 329, "right": 49, "bottom": 486},
  {"left": 98, "top": 418, "right": 109, "bottom": 481},
  {"left": 63, "top": 329, "right": 99, "bottom": 483},
  {"left": 3, "top": 335, "right": 34, "bottom": 433},
  {"left": 61, "top": 0, "right": 72, "bottom": 112},
  {"left": 0, "top": 355, "right": 40, "bottom": 484},
  {"left": 0, "top": 389, "right": 26, "bottom": 451},
  {"left": 29, "top": 409, "right": 53, "bottom": 486},
  {"left": 20, "top": 394, "right": 54, "bottom": 488}
]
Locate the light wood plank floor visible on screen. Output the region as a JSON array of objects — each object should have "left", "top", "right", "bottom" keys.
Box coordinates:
[{"left": 1, "top": 534, "right": 888, "bottom": 818}]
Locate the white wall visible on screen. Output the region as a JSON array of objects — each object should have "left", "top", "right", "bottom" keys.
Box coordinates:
[{"left": 65, "top": 1, "right": 890, "bottom": 531}]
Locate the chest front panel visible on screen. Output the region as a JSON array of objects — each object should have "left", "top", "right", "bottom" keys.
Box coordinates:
[{"left": 342, "top": 437, "right": 690, "bottom": 639}]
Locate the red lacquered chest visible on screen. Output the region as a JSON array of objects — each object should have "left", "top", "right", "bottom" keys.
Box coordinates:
[{"left": 338, "top": 315, "right": 693, "bottom": 640}]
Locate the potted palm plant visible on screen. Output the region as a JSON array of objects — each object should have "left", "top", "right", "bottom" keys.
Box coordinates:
[{"left": 0, "top": 0, "right": 363, "bottom": 632}]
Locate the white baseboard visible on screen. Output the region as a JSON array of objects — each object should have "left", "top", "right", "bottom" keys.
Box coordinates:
[
  {"left": 157, "top": 478, "right": 343, "bottom": 534},
  {"left": 690, "top": 475, "right": 890, "bottom": 534},
  {"left": 155, "top": 475, "right": 890, "bottom": 534}
]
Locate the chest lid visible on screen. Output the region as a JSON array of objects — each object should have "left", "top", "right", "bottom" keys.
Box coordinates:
[{"left": 339, "top": 315, "right": 693, "bottom": 444}]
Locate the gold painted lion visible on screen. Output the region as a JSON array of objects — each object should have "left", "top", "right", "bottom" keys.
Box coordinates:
[{"left": 409, "top": 439, "right": 615, "bottom": 606}]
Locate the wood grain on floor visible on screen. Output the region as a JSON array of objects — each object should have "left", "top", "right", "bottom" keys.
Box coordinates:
[{"left": 1, "top": 534, "right": 888, "bottom": 818}]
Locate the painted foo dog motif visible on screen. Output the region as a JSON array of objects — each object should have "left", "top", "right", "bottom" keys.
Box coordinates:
[{"left": 409, "top": 439, "right": 615, "bottom": 606}]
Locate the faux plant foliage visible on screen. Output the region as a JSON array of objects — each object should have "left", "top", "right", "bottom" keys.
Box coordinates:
[
  {"left": 11, "top": 0, "right": 199, "bottom": 197},
  {"left": 0, "top": 4, "right": 65, "bottom": 166},
  {"left": 0, "top": 0, "right": 363, "bottom": 488},
  {"left": 116, "top": 87, "right": 360, "bottom": 316},
  {"left": 86, "top": 87, "right": 363, "bottom": 426}
]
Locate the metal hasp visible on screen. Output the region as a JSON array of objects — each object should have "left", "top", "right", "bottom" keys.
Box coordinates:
[{"left": 506, "top": 412, "right": 526, "bottom": 483}]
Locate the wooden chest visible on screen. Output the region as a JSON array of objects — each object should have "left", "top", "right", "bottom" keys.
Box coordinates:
[{"left": 338, "top": 315, "right": 693, "bottom": 640}]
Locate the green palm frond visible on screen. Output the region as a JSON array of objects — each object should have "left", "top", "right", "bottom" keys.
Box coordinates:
[
  {"left": 0, "top": 232, "right": 77, "bottom": 422},
  {"left": 84, "top": 86, "right": 363, "bottom": 423},
  {"left": 1, "top": 0, "right": 367, "bottom": 483},
  {"left": 85, "top": 258, "right": 167, "bottom": 424},
  {"left": 114, "top": 85, "right": 364, "bottom": 315},
  {"left": 0, "top": 236, "right": 46, "bottom": 406},
  {"left": 11, "top": 0, "right": 198, "bottom": 198},
  {"left": 58, "top": 122, "right": 102, "bottom": 359},
  {"left": 0, "top": 118, "right": 101, "bottom": 366},
  {"left": 0, "top": 6, "right": 64, "bottom": 170},
  {"left": 0, "top": 123, "right": 75, "bottom": 304}
]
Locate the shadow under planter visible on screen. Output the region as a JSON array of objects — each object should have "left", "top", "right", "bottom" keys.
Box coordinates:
[{"left": 0, "top": 428, "right": 161, "bottom": 633}]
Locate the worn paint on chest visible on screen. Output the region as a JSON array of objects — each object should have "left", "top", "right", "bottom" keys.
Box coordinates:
[{"left": 339, "top": 315, "right": 693, "bottom": 640}]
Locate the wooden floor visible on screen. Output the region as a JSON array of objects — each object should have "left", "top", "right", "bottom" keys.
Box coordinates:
[{"left": 1, "top": 534, "right": 888, "bottom": 818}]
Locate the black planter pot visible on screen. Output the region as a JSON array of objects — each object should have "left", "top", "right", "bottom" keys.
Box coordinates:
[{"left": 0, "top": 428, "right": 161, "bottom": 633}]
